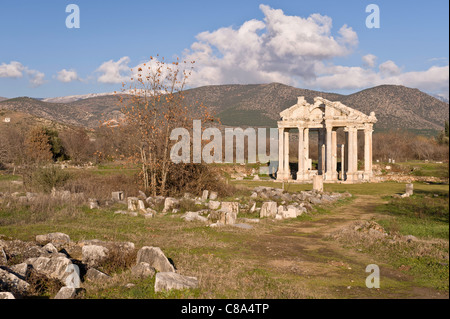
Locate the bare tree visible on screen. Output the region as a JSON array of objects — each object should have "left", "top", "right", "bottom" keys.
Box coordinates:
[{"left": 117, "top": 56, "right": 212, "bottom": 196}]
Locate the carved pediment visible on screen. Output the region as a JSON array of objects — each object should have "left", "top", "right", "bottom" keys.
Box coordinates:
[{"left": 280, "top": 96, "right": 377, "bottom": 124}]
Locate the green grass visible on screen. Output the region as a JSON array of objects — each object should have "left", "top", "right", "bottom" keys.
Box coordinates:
[
  {"left": 376, "top": 194, "right": 449, "bottom": 239},
  {"left": 371, "top": 193, "right": 449, "bottom": 291},
  {"left": 85, "top": 275, "right": 201, "bottom": 299},
  {"left": 232, "top": 180, "right": 449, "bottom": 196},
  {"left": 0, "top": 174, "right": 20, "bottom": 181}
]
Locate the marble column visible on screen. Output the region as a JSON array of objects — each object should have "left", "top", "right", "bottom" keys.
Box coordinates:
[
  {"left": 284, "top": 130, "right": 290, "bottom": 179},
  {"left": 347, "top": 127, "right": 358, "bottom": 182},
  {"left": 364, "top": 125, "right": 373, "bottom": 180},
  {"left": 297, "top": 127, "right": 304, "bottom": 181},
  {"left": 344, "top": 129, "right": 349, "bottom": 181},
  {"left": 277, "top": 127, "right": 284, "bottom": 181},
  {"left": 303, "top": 128, "right": 309, "bottom": 172},
  {"left": 341, "top": 144, "right": 345, "bottom": 180},
  {"left": 325, "top": 125, "right": 333, "bottom": 180}
]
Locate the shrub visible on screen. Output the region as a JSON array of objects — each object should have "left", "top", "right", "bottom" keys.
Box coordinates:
[{"left": 32, "top": 166, "right": 72, "bottom": 193}]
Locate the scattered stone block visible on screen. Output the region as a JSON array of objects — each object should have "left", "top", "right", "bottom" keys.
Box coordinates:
[
  {"left": 127, "top": 197, "right": 140, "bottom": 211},
  {"left": 8, "top": 263, "right": 31, "bottom": 279},
  {"left": 0, "top": 292, "right": 15, "bottom": 299},
  {"left": 138, "top": 190, "right": 147, "bottom": 199},
  {"left": 82, "top": 245, "right": 109, "bottom": 268},
  {"left": 163, "top": 197, "right": 178, "bottom": 212},
  {"left": 136, "top": 246, "right": 175, "bottom": 273},
  {"left": 54, "top": 287, "right": 80, "bottom": 299},
  {"left": 25, "top": 256, "right": 72, "bottom": 283},
  {"left": 0, "top": 268, "right": 30, "bottom": 294},
  {"left": 181, "top": 211, "right": 208, "bottom": 222},
  {"left": 88, "top": 198, "right": 99, "bottom": 209},
  {"left": 221, "top": 202, "right": 239, "bottom": 215},
  {"left": 405, "top": 183, "right": 414, "bottom": 196},
  {"left": 208, "top": 201, "right": 221, "bottom": 210},
  {"left": 85, "top": 268, "right": 111, "bottom": 282},
  {"left": 260, "top": 202, "right": 277, "bottom": 218},
  {"left": 154, "top": 272, "right": 198, "bottom": 292},
  {"left": 111, "top": 191, "right": 124, "bottom": 201},
  {"left": 201, "top": 190, "right": 209, "bottom": 201},
  {"left": 36, "top": 232, "right": 70, "bottom": 247},
  {"left": 138, "top": 200, "right": 146, "bottom": 212},
  {"left": 131, "top": 262, "right": 156, "bottom": 278},
  {"left": 209, "top": 192, "right": 218, "bottom": 200},
  {"left": 0, "top": 248, "right": 7, "bottom": 265},
  {"left": 312, "top": 175, "right": 324, "bottom": 192},
  {"left": 42, "top": 243, "right": 58, "bottom": 254}
]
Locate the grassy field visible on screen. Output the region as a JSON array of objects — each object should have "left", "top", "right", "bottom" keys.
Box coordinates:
[{"left": 0, "top": 163, "right": 448, "bottom": 299}]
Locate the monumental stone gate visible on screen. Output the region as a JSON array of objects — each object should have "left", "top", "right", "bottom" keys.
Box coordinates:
[{"left": 277, "top": 96, "right": 377, "bottom": 183}]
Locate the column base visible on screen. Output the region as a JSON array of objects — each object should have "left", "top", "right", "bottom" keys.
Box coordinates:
[
  {"left": 277, "top": 171, "right": 290, "bottom": 181},
  {"left": 363, "top": 171, "right": 372, "bottom": 181},
  {"left": 296, "top": 171, "right": 309, "bottom": 181},
  {"left": 345, "top": 172, "right": 358, "bottom": 183}
]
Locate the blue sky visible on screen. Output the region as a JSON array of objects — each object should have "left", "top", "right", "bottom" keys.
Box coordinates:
[{"left": 0, "top": 0, "right": 448, "bottom": 98}]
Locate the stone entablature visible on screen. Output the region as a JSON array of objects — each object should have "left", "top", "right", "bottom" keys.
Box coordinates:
[{"left": 277, "top": 96, "right": 377, "bottom": 183}]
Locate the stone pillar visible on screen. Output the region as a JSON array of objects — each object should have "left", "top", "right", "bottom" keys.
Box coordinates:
[
  {"left": 297, "top": 127, "right": 304, "bottom": 181},
  {"left": 325, "top": 125, "right": 333, "bottom": 181},
  {"left": 304, "top": 128, "right": 309, "bottom": 172},
  {"left": 344, "top": 129, "right": 349, "bottom": 181},
  {"left": 312, "top": 175, "right": 324, "bottom": 192},
  {"left": 277, "top": 127, "right": 284, "bottom": 181},
  {"left": 347, "top": 127, "right": 358, "bottom": 182},
  {"left": 405, "top": 183, "right": 414, "bottom": 196},
  {"left": 284, "top": 130, "right": 290, "bottom": 179},
  {"left": 321, "top": 144, "right": 326, "bottom": 174},
  {"left": 341, "top": 144, "right": 345, "bottom": 180},
  {"left": 331, "top": 129, "right": 338, "bottom": 181},
  {"left": 364, "top": 125, "right": 373, "bottom": 180}
]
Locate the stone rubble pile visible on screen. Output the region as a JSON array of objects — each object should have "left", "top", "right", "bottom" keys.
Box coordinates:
[
  {"left": 0, "top": 232, "right": 198, "bottom": 299},
  {"left": 107, "top": 187, "right": 350, "bottom": 228}
]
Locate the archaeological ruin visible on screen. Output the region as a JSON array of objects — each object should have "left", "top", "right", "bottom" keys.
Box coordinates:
[{"left": 277, "top": 96, "right": 377, "bottom": 183}]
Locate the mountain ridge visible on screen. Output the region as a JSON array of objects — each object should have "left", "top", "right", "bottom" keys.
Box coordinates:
[{"left": 0, "top": 84, "right": 447, "bottom": 132}]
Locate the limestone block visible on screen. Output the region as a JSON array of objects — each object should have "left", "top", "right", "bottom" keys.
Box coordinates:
[
  {"left": 260, "top": 202, "right": 277, "bottom": 218},
  {"left": 312, "top": 175, "right": 324, "bottom": 192},
  {"left": 136, "top": 246, "right": 175, "bottom": 273},
  {"left": 154, "top": 272, "right": 198, "bottom": 292}
]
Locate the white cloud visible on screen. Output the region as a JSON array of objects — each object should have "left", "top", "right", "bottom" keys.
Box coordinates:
[
  {"left": 26, "top": 69, "right": 46, "bottom": 87},
  {"left": 56, "top": 69, "right": 79, "bottom": 83},
  {"left": 179, "top": 4, "right": 448, "bottom": 98},
  {"left": 310, "top": 62, "right": 449, "bottom": 99},
  {"left": 362, "top": 54, "right": 377, "bottom": 68},
  {"left": 379, "top": 60, "right": 402, "bottom": 76},
  {"left": 96, "top": 56, "right": 131, "bottom": 84},
  {"left": 0, "top": 61, "right": 25, "bottom": 78},
  {"left": 0, "top": 61, "right": 46, "bottom": 87},
  {"left": 183, "top": 4, "right": 358, "bottom": 87}
]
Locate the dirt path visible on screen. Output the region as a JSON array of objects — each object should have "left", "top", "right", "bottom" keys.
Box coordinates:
[{"left": 245, "top": 195, "right": 448, "bottom": 299}]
